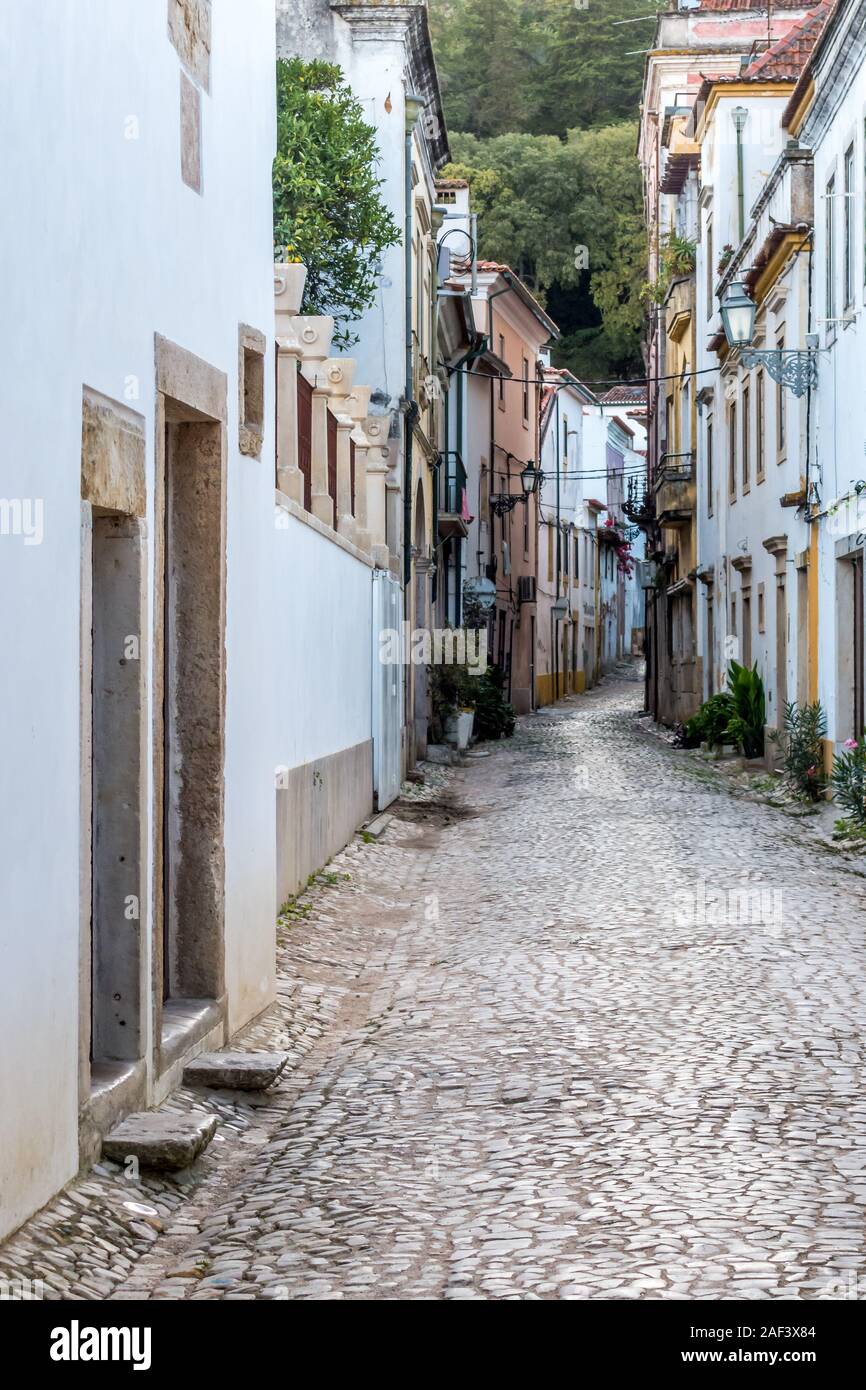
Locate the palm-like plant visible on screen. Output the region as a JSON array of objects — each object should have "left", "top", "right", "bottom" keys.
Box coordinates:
[{"left": 769, "top": 701, "right": 827, "bottom": 800}]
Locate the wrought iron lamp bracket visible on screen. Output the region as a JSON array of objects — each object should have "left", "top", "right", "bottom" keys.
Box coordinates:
[
  {"left": 739, "top": 348, "right": 818, "bottom": 399},
  {"left": 490, "top": 494, "right": 523, "bottom": 517}
]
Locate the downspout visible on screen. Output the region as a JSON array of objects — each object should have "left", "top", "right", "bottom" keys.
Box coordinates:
[
  {"left": 403, "top": 95, "right": 424, "bottom": 588},
  {"left": 732, "top": 107, "right": 748, "bottom": 245}
]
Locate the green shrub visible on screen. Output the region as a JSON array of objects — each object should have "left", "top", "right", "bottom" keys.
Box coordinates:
[
  {"left": 471, "top": 664, "right": 516, "bottom": 741},
  {"left": 769, "top": 701, "right": 826, "bottom": 800},
  {"left": 679, "top": 692, "right": 734, "bottom": 748},
  {"left": 831, "top": 736, "right": 866, "bottom": 826},
  {"left": 726, "top": 660, "right": 766, "bottom": 759}
]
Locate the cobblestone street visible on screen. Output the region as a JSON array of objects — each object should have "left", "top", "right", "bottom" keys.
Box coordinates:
[{"left": 5, "top": 670, "right": 866, "bottom": 1301}]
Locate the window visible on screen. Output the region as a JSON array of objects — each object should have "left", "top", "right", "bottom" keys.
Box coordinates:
[
  {"left": 826, "top": 174, "right": 836, "bottom": 324},
  {"left": 498, "top": 334, "right": 505, "bottom": 405},
  {"left": 758, "top": 582, "right": 766, "bottom": 633},
  {"left": 522, "top": 356, "right": 529, "bottom": 423},
  {"left": 547, "top": 522, "right": 554, "bottom": 582},
  {"left": 574, "top": 534, "right": 580, "bottom": 582},
  {"left": 706, "top": 212, "right": 714, "bottom": 320},
  {"left": 728, "top": 400, "right": 737, "bottom": 500},
  {"left": 706, "top": 414, "right": 713, "bottom": 517},
  {"left": 756, "top": 370, "right": 765, "bottom": 481},
  {"left": 845, "top": 144, "right": 855, "bottom": 309},
  {"left": 776, "top": 327, "right": 786, "bottom": 458},
  {"left": 239, "top": 324, "right": 265, "bottom": 460},
  {"left": 742, "top": 380, "right": 750, "bottom": 491}
]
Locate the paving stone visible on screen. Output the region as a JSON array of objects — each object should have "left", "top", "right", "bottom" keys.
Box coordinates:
[
  {"left": 183, "top": 1052, "right": 289, "bottom": 1091},
  {"left": 103, "top": 1112, "right": 217, "bottom": 1171},
  {"left": 5, "top": 668, "right": 866, "bottom": 1301}
]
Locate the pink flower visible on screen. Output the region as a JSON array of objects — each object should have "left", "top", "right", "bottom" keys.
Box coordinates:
[
  {"left": 845, "top": 738, "right": 859, "bottom": 750},
  {"left": 806, "top": 765, "right": 817, "bottom": 777}
]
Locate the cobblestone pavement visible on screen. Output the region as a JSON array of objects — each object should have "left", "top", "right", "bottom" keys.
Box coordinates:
[{"left": 5, "top": 668, "right": 866, "bottom": 1300}]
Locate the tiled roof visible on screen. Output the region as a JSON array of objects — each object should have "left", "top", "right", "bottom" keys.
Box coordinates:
[
  {"left": 694, "top": 1, "right": 807, "bottom": 10},
  {"left": 474, "top": 262, "right": 560, "bottom": 338},
  {"left": 743, "top": 2, "right": 833, "bottom": 81},
  {"left": 599, "top": 385, "right": 646, "bottom": 405}
]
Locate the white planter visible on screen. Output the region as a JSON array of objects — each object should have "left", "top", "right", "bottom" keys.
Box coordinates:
[
  {"left": 448, "top": 709, "right": 475, "bottom": 750},
  {"left": 274, "top": 261, "right": 308, "bottom": 317}
]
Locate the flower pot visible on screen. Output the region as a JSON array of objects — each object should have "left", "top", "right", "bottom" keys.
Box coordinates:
[
  {"left": 445, "top": 709, "right": 475, "bottom": 750},
  {"left": 274, "top": 262, "right": 308, "bottom": 318}
]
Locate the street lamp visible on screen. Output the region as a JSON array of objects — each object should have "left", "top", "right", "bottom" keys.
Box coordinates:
[
  {"left": 719, "top": 280, "right": 756, "bottom": 349},
  {"left": 719, "top": 280, "right": 818, "bottom": 399},
  {"left": 520, "top": 460, "right": 543, "bottom": 496},
  {"left": 491, "top": 460, "right": 543, "bottom": 514}
]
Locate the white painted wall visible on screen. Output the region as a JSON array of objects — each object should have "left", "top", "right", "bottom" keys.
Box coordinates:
[
  {"left": 273, "top": 512, "right": 373, "bottom": 770},
  {"left": 807, "top": 32, "right": 866, "bottom": 745},
  {"left": 0, "top": 0, "right": 276, "bottom": 1237}
]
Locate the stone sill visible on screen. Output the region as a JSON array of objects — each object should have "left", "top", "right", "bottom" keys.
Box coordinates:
[
  {"left": 160, "top": 998, "right": 225, "bottom": 1074},
  {"left": 275, "top": 489, "right": 375, "bottom": 569}
]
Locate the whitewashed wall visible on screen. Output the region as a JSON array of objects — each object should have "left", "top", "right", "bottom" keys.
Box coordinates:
[
  {"left": 273, "top": 514, "right": 373, "bottom": 770},
  {"left": 0, "top": 0, "right": 276, "bottom": 1238}
]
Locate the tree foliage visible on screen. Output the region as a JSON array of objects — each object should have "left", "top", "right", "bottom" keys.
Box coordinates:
[
  {"left": 429, "top": 0, "right": 652, "bottom": 139},
  {"left": 445, "top": 126, "right": 645, "bottom": 380},
  {"left": 273, "top": 58, "right": 401, "bottom": 349}
]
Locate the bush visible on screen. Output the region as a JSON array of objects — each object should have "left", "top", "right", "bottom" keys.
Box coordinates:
[
  {"left": 427, "top": 660, "right": 515, "bottom": 743},
  {"left": 831, "top": 736, "right": 866, "bottom": 826},
  {"left": 677, "top": 692, "right": 734, "bottom": 749},
  {"left": 769, "top": 701, "right": 827, "bottom": 800},
  {"left": 726, "top": 660, "right": 766, "bottom": 759},
  {"left": 471, "top": 664, "right": 516, "bottom": 741}
]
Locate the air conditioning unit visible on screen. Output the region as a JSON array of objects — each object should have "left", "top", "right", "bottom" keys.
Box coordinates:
[{"left": 517, "top": 575, "right": 536, "bottom": 604}]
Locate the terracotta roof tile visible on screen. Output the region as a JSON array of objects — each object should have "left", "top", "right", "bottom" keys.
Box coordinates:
[
  {"left": 600, "top": 385, "right": 646, "bottom": 405},
  {"left": 743, "top": 2, "right": 833, "bottom": 81}
]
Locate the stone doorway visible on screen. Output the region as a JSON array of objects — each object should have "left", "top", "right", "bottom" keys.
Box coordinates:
[{"left": 153, "top": 337, "right": 227, "bottom": 1064}]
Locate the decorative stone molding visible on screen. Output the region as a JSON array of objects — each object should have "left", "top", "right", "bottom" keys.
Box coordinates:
[
  {"left": 290, "top": 316, "right": 335, "bottom": 374},
  {"left": 273, "top": 263, "right": 308, "bottom": 322}
]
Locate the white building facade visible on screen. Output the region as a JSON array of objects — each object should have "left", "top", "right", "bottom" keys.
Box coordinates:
[{"left": 0, "top": 0, "right": 278, "bottom": 1239}]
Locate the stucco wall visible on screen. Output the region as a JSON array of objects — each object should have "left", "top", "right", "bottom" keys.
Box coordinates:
[{"left": 0, "top": 0, "right": 276, "bottom": 1238}]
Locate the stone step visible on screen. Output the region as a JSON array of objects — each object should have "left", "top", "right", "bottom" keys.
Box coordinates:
[
  {"left": 364, "top": 812, "right": 392, "bottom": 839},
  {"left": 183, "top": 1051, "right": 289, "bottom": 1091},
  {"left": 102, "top": 1111, "right": 217, "bottom": 1171}
]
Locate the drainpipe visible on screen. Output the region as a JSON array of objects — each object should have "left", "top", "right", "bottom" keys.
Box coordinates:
[
  {"left": 732, "top": 107, "right": 748, "bottom": 245},
  {"left": 403, "top": 94, "right": 424, "bottom": 588}
]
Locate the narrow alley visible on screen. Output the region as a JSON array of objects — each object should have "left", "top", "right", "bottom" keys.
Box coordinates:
[{"left": 7, "top": 670, "right": 866, "bottom": 1302}]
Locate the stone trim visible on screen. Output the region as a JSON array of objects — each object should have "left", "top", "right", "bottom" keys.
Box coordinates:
[
  {"left": 275, "top": 489, "right": 374, "bottom": 568},
  {"left": 238, "top": 323, "right": 266, "bottom": 459},
  {"left": 155, "top": 333, "right": 226, "bottom": 422},
  {"left": 81, "top": 388, "right": 146, "bottom": 517},
  {"left": 167, "top": 0, "right": 211, "bottom": 92}
]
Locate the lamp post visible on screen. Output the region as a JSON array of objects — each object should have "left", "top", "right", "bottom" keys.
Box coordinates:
[{"left": 719, "top": 281, "right": 818, "bottom": 398}]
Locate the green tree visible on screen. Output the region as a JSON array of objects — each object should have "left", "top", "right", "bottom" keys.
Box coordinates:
[
  {"left": 273, "top": 58, "right": 401, "bottom": 349},
  {"left": 445, "top": 125, "right": 645, "bottom": 380},
  {"left": 429, "top": 0, "right": 652, "bottom": 139}
]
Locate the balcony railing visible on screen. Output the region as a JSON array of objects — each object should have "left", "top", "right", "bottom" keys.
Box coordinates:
[
  {"left": 437, "top": 450, "right": 470, "bottom": 539},
  {"left": 655, "top": 451, "right": 695, "bottom": 529}
]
